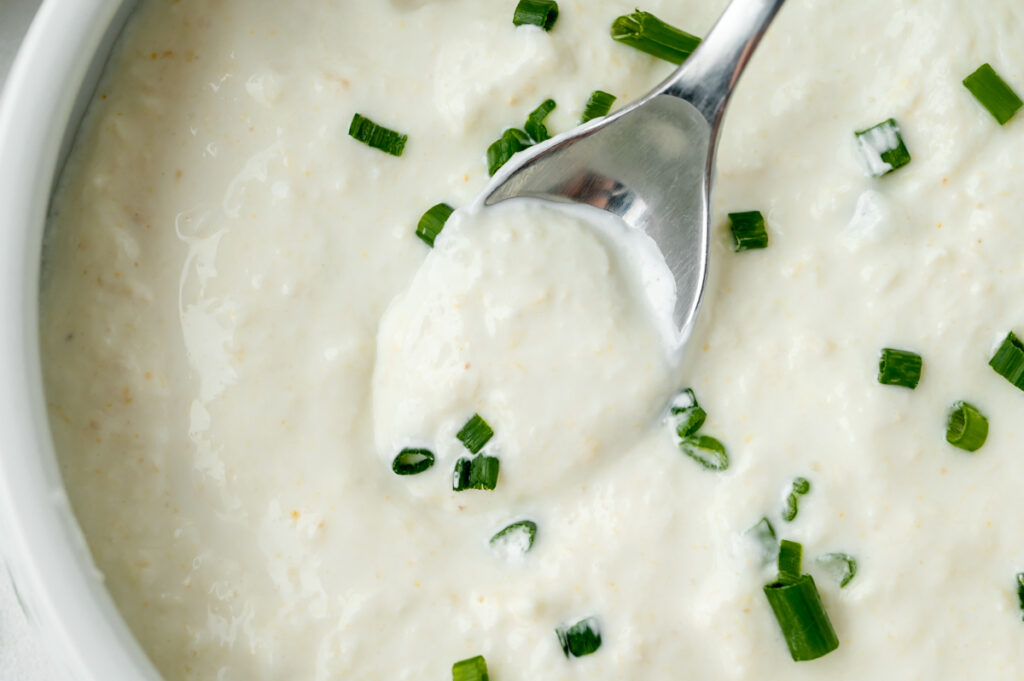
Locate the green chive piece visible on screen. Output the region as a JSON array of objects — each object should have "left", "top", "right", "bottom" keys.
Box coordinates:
[
  {"left": 778, "top": 540, "right": 803, "bottom": 583},
  {"left": 452, "top": 655, "right": 489, "bottom": 681},
  {"left": 487, "top": 128, "right": 533, "bottom": 176},
  {"left": 946, "top": 401, "right": 989, "bottom": 452},
  {"left": 855, "top": 118, "right": 911, "bottom": 177},
  {"left": 457, "top": 413, "right": 494, "bottom": 453},
  {"left": 990, "top": 331, "right": 1024, "bottom": 391},
  {"left": 678, "top": 434, "right": 729, "bottom": 472},
  {"left": 670, "top": 388, "right": 706, "bottom": 438},
  {"left": 1016, "top": 573, "right": 1024, "bottom": 621},
  {"left": 782, "top": 477, "right": 811, "bottom": 523},
  {"left": 391, "top": 448, "right": 435, "bottom": 475},
  {"left": 963, "top": 63, "right": 1023, "bottom": 125},
  {"left": 728, "top": 211, "right": 769, "bottom": 251},
  {"left": 415, "top": 203, "right": 455, "bottom": 248},
  {"left": 556, "top": 617, "right": 602, "bottom": 658},
  {"left": 581, "top": 90, "right": 616, "bottom": 123},
  {"left": 525, "top": 98, "right": 557, "bottom": 142},
  {"left": 348, "top": 113, "right": 408, "bottom": 157},
  {"left": 513, "top": 0, "right": 559, "bottom": 31},
  {"left": 490, "top": 520, "right": 538, "bottom": 557},
  {"left": 453, "top": 456, "right": 500, "bottom": 491},
  {"left": 610, "top": 10, "right": 701, "bottom": 65},
  {"left": 816, "top": 553, "right": 858, "bottom": 588},
  {"left": 878, "top": 348, "right": 922, "bottom": 389},
  {"left": 747, "top": 517, "right": 778, "bottom": 565},
  {"left": 763, "top": 574, "right": 840, "bottom": 661}
]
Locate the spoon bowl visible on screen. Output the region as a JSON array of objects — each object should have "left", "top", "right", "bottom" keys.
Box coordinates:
[{"left": 483, "top": 0, "right": 787, "bottom": 331}]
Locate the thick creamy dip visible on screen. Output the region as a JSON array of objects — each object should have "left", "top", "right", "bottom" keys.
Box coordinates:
[{"left": 39, "top": 0, "right": 1024, "bottom": 680}]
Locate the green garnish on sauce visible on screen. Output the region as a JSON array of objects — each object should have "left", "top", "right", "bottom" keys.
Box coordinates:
[
  {"left": 556, "top": 617, "right": 602, "bottom": 658},
  {"left": 610, "top": 10, "right": 701, "bottom": 65},
  {"left": 348, "top": 113, "right": 408, "bottom": 157},
  {"left": 670, "top": 388, "right": 707, "bottom": 438},
  {"left": 453, "top": 456, "right": 500, "bottom": 491},
  {"left": 816, "top": 552, "right": 858, "bottom": 588},
  {"left": 855, "top": 118, "right": 911, "bottom": 177},
  {"left": 679, "top": 434, "right": 729, "bottom": 472},
  {"left": 747, "top": 517, "right": 779, "bottom": 565},
  {"left": 452, "top": 655, "right": 489, "bottom": 681},
  {"left": 782, "top": 477, "right": 811, "bottom": 522},
  {"left": 416, "top": 203, "right": 455, "bottom": 248},
  {"left": 878, "top": 348, "right": 922, "bottom": 389},
  {"left": 946, "top": 401, "right": 989, "bottom": 452},
  {"left": 963, "top": 63, "right": 1023, "bottom": 125},
  {"left": 490, "top": 520, "right": 537, "bottom": 556},
  {"left": 581, "top": 90, "right": 616, "bottom": 123},
  {"left": 729, "top": 211, "right": 769, "bottom": 251},
  {"left": 513, "top": 0, "right": 559, "bottom": 31},
  {"left": 763, "top": 540, "right": 840, "bottom": 662},
  {"left": 487, "top": 128, "right": 533, "bottom": 176},
  {"left": 391, "top": 448, "right": 435, "bottom": 475},
  {"left": 990, "top": 331, "right": 1024, "bottom": 391},
  {"left": 457, "top": 413, "right": 494, "bottom": 453},
  {"left": 525, "top": 98, "right": 557, "bottom": 142}
]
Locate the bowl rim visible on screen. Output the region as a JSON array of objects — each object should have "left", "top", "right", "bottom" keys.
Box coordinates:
[{"left": 0, "top": 0, "right": 163, "bottom": 679}]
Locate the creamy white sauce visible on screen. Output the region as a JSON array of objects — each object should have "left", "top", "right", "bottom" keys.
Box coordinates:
[{"left": 39, "top": 0, "right": 1024, "bottom": 679}]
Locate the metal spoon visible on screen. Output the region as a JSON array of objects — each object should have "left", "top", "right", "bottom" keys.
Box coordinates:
[{"left": 483, "top": 0, "right": 787, "bottom": 332}]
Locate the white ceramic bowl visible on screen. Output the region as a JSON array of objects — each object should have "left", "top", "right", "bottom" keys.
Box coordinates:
[{"left": 0, "top": 1, "right": 162, "bottom": 678}]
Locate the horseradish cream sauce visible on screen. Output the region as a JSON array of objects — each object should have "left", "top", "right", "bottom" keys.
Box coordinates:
[{"left": 40, "top": 0, "right": 1024, "bottom": 680}]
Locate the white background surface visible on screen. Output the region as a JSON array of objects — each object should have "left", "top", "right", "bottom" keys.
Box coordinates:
[{"left": 1, "top": 1, "right": 70, "bottom": 679}]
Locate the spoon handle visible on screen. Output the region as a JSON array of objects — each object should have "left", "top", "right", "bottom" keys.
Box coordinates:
[{"left": 661, "top": 0, "right": 787, "bottom": 126}]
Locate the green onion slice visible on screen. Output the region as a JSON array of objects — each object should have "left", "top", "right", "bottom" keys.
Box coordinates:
[
  {"left": 452, "top": 655, "right": 490, "bottom": 681},
  {"left": 816, "top": 553, "right": 858, "bottom": 588},
  {"left": 778, "top": 539, "right": 803, "bottom": 583},
  {"left": 415, "top": 203, "right": 455, "bottom": 248},
  {"left": 581, "top": 90, "right": 616, "bottom": 123},
  {"left": 525, "top": 98, "right": 557, "bottom": 142},
  {"left": 855, "top": 118, "right": 911, "bottom": 177},
  {"left": 670, "top": 388, "right": 706, "bottom": 438},
  {"left": 556, "top": 617, "right": 602, "bottom": 658},
  {"left": 728, "top": 211, "right": 769, "bottom": 251},
  {"left": 610, "top": 10, "right": 701, "bottom": 65},
  {"left": 513, "top": 0, "right": 559, "bottom": 31},
  {"left": 348, "top": 113, "right": 408, "bottom": 157},
  {"left": 490, "top": 520, "right": 537, "bottom": 557},
  {"left": 747, "top": 517, "right": 778, "bottom": 565},
  {"left": 990, "top": 331, "right": 1024, "bottom": 391},
  {"left": 763, "top": 574, "right": 840, "bottom": 661},
  {"left": 391, "top": 448, "right": 435, "bottom": 475},
  {"left": 878, "top": 348, "right": 922, "bottom": 389},
  {"left": 453, "top": 456, "right": 500, "bottom": 491},
  {"left": 963, "top": 63, "right": 1023, "bottom": 125},
  {"left": 782, "top": 477, "right": 811, "bottom": 522},
  {"left": 487, "top": 128, "right": 533, "bottom": 176},
  {"left": 1017, "top": 573, "right": 1024, "bottom": 621},
  {"left": 678, "top": 434, "right": 729, "bottom": 472},
  {"left": 457, "top": 413, "right": 494, "bottom": 454},
  {"left": 945, "top": 401, "right": 989, "bottom": 452}
]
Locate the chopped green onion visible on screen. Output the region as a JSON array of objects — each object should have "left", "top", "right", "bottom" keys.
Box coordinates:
[
  {"left": 778, "top": 540, "right": 803, "bottom": 583},
  {"left": 525, "top": 98, "right": 557, "bottom": 142},
  {"left": 490, "top": 520, "right": 537, "bottom": 557},
  {"left": 728, "top": 211, "right": 769, "bottom": 252},
  {"left": 670, "top": 388, "right": 706, "bottom": 438},
  {"left": 990, "top": 331, "right": 1024, "bottom": 391},
  {"left": 678, "top": 434, "right": 729, "bottom": 472},
  {"left": 348, "top": 113, "right": 408, "bottom": 157},
  {"left": 945, "top": 401, "right": 989, "bottom": 452},
  {"left": 1017, "top": 573, "right": 1024, "bottom": 621},
  {"left": 816, "top": 553, "right": 858, "bottom": 588},
  {"left": 513, "top": 0, "right": 559, "bottom": 31},
  {"left": 963, "top": 63, "right": 1023, "bottom": 125},
  {"left": 878, "top": 348, "right": 922, "bottom": 389},
  {"left": 457, "top": 413, "right": 494, "bottom": 453},
  {"left": 556, "top": 617, "right": 602, "bottom": 658},
  {"left": 763, "top": 574, "right": 840, "bottom": 661},
  {"left": 747, "top": 517, "right": 778, "bottom": 565},
  {"left": 391, "top": 448, "right": 435, "bottom": 475},
  {"left": 581, "top": 90, "right": 616, "bottom": 123},
  {"left": 782, "top": 477, "right": 811, "bottom": 523},
  {"left": 453, "top": 456, "right": 500, "bottom": 491},
  {"left": 487, "top": 128, "right": 533, "bottom": 176},
  {"left": 452, "top": 655, "right": 489, "bottom": 681},
  {"left": 855, "top": 118, "right": 911, "bottom": 177},
  {"left": 415, "top": 203, "right": 455, "bottom": 248},
  {"left": 610, "top": 10, "right": 701, "bottom": 65}
]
